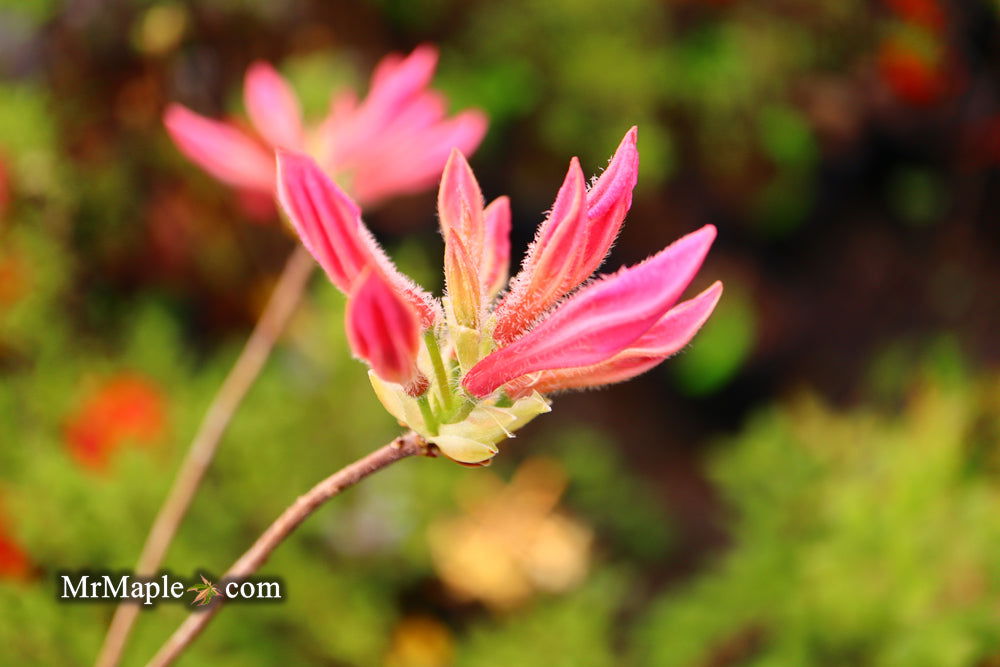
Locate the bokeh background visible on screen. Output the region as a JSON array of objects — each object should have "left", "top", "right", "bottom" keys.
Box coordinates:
[{"left": 2, "top": 0, "right": 1000, "bottom": 665}]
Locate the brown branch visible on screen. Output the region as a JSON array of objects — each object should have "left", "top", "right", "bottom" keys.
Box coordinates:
[
  {"left": 96, "top": 245, "right": 315, "bottom": 667},
  {"left": 144, "top": 432, "right": 431, "bottom": 667}
]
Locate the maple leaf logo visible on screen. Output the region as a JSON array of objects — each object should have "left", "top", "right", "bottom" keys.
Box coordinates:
[{"left": 187, "top": 575, "right": 221, "bottom": 607}]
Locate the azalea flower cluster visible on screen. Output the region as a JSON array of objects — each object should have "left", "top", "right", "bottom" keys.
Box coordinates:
[
  {"left": 164, "top": 45, "right": 486, "bottom": 210},
  {"left": 276, "top": 128, "right": 721, "bottom": 464}
]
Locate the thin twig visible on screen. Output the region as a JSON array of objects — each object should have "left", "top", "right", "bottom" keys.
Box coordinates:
[
  {"left": 145, "top": 432, "right": 431, "bottom": 667},
  {"left": 96, "top": 245, "right": 315, "bottom": 667}
]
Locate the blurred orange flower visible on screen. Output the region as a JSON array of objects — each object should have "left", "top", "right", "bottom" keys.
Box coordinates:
[
  {"left": 428, "top": 458, "right": 592, "bottom": 611},
  {"left": 64, "top": 374, "right": 167, "bottom": 471}
]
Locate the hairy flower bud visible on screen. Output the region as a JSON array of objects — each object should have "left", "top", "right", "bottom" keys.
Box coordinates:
[{"left": 346, "top": 269, "right": 421, "bottom": 386}]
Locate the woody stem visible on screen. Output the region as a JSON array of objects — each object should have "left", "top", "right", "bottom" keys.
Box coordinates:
[
  {"left": 95, "top": 245, "right": 315, "bottom": 667},
  {"left": 144, "top": 432, "right": 432, "bottom": 667}
]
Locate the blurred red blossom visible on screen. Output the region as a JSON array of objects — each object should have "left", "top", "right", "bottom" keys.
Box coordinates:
[
  {"left": 883, "top": 0, "right": 946, "bottom": 32},
  {"left": 0, "top": 504, "right": 30, "bottom": 580},
  {"left": 64, "top": 374, "right": 168, "bottom": 471},
  {"left": 877, "top": 40, "right": 952, "bottom": 106}
]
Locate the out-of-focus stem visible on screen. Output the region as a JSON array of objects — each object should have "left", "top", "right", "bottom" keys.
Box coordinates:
[
  {"left": 95, "top": 244, "right": 315, "bottom": 667},
  {"left": 144, "top": 432, "right": 431, "bottom": 667}
]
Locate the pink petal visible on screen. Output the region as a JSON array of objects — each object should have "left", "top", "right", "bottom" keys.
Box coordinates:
[
  {"left": 490, "top": 129, "right": 639, "bottom": 344},
  {"left": 351, "top": 109, "right": 488, "bottom": 205},
  {"left": 438, "top": 148, "right": 485, "bottom": 258},
  {"left": 366, "top": 45, "right": 439, "bottom": 117},
  {"left": 276, "top": 150, "right": 441, "bottom": 326},
  {"left": 313, "top": 90, "right": 358, "bottom": 169},
  {"left": 492, "top": 158, "right": 588, "bottom": 344},
  {"left": 505, "top": 281, "right": 723, "bottom": 396},
  {"left": 276, "top": 149, "right": 370, "bottom": 292},
  {"left": 313, "top": 46, "right": 440, "bottom": 181},
  {"left": 573, "top": 126, "right": 639, "bottom": 284},
  {"left": 331, "top": 91, "right": 447, "bottom": 172},
  {"left": 308, "top": 43, "right": 488, "bottom": 207},
  {"left": 481, "top": 196, "right": 511, "bottom": 296},
  {"left": 244, "top": 61, "right": 304, "bottom": 149},
  {"left": 163, "top": 104, "right": 274, "bottom": 193},
  {"left": 620, "top": 280, "right": 723, "bottom": 356},
  {"left": 462, "top": 225, "right": 717, "bottom": 398},
  {"left": 380, "top": 90, "right": 447, "bottom": 134},
  {"left": 346, "top": 268, "right": 421, "bottom": 386},
  {"left": 444, "top": 228, "right": 482, "bottom": 329}
]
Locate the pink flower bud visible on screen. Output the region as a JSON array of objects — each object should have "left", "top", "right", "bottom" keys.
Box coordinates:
[
  {"left": 481, "top": 196, "right": 511, "bottom": 297},
  {"left": 438, "top": 148, "right": 485, "bottom": 259},
  {"left": 276, "top": 150, "right": 442, "bottom": 327},
  {"left": 346, "top": 269, "right": 421, "bottom": 386}
]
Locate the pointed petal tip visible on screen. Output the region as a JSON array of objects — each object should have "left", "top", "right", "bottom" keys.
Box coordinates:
[
  {"left": 244, "top": 59, "right": 276, "bottom": 79},
  {"left": 162, "top": 103, "right": 202, "bottom": 135},
  {"left": 694, "top": 281, "right": 724, "bottom": 310},
  {"left": 162, "top": 102, "right": 185, "bottom": 123},
  {"left": 458, "top": 108, "right": 489, "bottom": 129},
  {"left": 696, "top": 223, "right": 718, "bottom": 244},
  {"left": 607, "top": 127, "right": 638, "bottom": 161},
  {"left": 445, "top": 146, "right": 469, "bottom": 166},
  {"left": 613, "top": 127, "right": 640, "bottom": 167},
  {"left": 409, "top": 43, "right": 439, "bottom": 63},
  {"left": 396, "top": 43, "right": 440, "bottom": 81},
  {"left": 652, "top": 224, "right": 718, "bottom": 276}
]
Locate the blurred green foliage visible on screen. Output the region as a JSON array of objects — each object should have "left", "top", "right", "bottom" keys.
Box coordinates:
[
  {"left": 633, "top": 368, "right": 1000, "bottom": 666},
  {"left": 1, "top": 0, "right": 999, "bottom": 664}
]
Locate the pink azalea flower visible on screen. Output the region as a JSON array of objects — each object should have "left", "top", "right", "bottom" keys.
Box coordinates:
[
  {"left": 276, "top": 128, "right": 721, "bottom": 464},
  {"left": 164, "top": 45, "right": 487, "bottom": 211}
]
